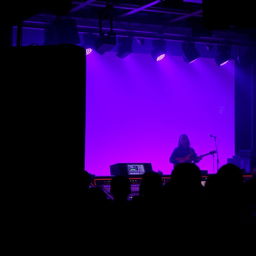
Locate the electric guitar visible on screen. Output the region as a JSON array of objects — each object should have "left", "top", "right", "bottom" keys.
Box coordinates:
[{"left": 175, "top": 150, "right": 216, "bottom": 164}]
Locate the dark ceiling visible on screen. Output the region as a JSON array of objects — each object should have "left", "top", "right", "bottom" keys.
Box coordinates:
[{"left": 3, "top": 0, "right": 256, "bottom": 46}]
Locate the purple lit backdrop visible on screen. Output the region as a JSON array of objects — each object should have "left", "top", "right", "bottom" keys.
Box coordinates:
[{"left": 85, "top": 52, "right": 234, "bottom": 175}]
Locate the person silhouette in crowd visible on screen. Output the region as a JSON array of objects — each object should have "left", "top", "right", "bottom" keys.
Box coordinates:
[
  {"left": 162, "top": 163, "right": 206, "bottom": 245},
  {"left": 132, "top": 171, "right": 163, "bottom": 216},
  {"left": 243, "top": 167, "right": 256, "bottom": 228},
  {"left": 110, "top": 175, "right": 131, "bottom": 205},
  {"left": 205, "top": 163, "right": 245, "bottom": 241},
  {"left": 139, "top": 172, "right": 163, "bottom": 201},
  {"left": 108, "top": 176, "right": 132, "bottom": 241},
  {"left": 78, "top": 170, "right": 93, "bottom": 196},
  {"left": 164, "top": 163, "right": 204, "bottom": 203}
]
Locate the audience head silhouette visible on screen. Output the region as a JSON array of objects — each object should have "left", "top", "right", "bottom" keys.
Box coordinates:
[
  {"left": 139, "top": 171, "right": 163, "bottom": 199},
  {"left": 217, "top": 163, "right": 243, "bottom": 187},
  {"left": 110, "top": 176, "right": 131, "bottom": 202},
  {"left": 79, "top": 170, "right": 93, "bottom": 191},
  {"left": 171, "top": 163, "right": 201, "bottom": 188}
]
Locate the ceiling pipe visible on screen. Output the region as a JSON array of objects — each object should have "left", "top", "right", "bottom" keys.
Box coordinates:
[
  {"left": 23, "top": 19, "right": 254, "bottom": 47},
  {"left": 167, "top": 9, "right": 202, "bottom": 24},
  {"left": 73, "top": 1, "right": 198, "bottom": 16},
  {"left": 119, "top": 0, "right": 161, "bottom": 17},
  {"left": 70, "top": 0, "right": 97, "bottom": 13}
]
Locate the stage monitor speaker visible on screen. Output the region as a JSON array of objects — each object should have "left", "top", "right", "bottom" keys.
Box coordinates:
[{"left": 110, "top": 163, "right": 153, "bottom": 176}]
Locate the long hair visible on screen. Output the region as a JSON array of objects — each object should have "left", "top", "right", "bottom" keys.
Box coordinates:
[{"left": 178, "top": 134, "right": 190, "bottom": 148}]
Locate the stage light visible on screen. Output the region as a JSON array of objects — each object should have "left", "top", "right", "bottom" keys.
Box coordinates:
[
  {"left": 156, "top": 54, "right": 166, "bottom": 61},
  {"left": 215, "top": 45, "right": 231, "bottom": 66},
  {"left": 95, "top": 32, "right": 116, "bottom": 55},
  {"left": 82, "top": 34, "right": 97, "bottom": 55},
  {"left": 220, "top": 60, "right": 229, "bottom": 66},
  {"left": 86, "top": 48, "right": 93, "bottom": 55},
  {"left": 151, "top": 40, "right": 167, "bottom": 61},
  {"left": 117, "top": 37, "right": 133, "bottom": 58},
  {"left": 182, "top": 41, "right": 200, "bottom": 63},
  {"left": 189, "top": 58, "right": 198, "bottom": 63}
]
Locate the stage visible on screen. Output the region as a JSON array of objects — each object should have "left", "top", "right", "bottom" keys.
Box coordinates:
[
  {"left": 85, "top": 52, "right": 235, "bottom": 176},
  {"left": 92, "top": 174, "right": 253, "bottom": 199}
]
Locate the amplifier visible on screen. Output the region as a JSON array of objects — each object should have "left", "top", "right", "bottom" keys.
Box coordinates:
[{"left": 110, "top": 163, "right": 153, "bottom": 176}]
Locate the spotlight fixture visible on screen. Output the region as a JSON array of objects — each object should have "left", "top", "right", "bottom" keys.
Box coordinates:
[
  {"left": 156, "top": 54, "right": 166, "bottom": 61},
  {"left": 82, "top": 34, "right": 96, "bottom": 55},
  {"left": 215, "top": 45, "right": 231, "bottom": 66},
  {"left": 182, "top": 41, "right": 200, "bottom": 63},
  {"left": 85, "top": 48, "right": 93, "bottom": 56},
  {"left": 219, "top": 60, "right": 229, "bottom": 66},
  {"left": 116, "top": 37, "right": 133, "bottom": 58},
  {"left": 151, "top": 40, "right": 167, "bottom": 61},
  {"left": 95, "top": 32, "right": 116, "bottom": 55}
]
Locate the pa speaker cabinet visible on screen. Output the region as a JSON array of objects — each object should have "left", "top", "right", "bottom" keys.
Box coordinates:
[{"left": 1, "top": 45, "right": 86, "bottom": 224}]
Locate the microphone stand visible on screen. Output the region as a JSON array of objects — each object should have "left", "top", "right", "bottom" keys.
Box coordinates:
[
  {"left": 212, "top": 150, "right": 215, "bottom": 173},
  {"left": 210, "top": 135, "right": 219, "bottom": 172},
  {"left": 213, "top": 136, "right": 219, "bottom": 171}
]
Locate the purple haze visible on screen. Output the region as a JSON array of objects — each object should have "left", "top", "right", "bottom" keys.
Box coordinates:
[{"left": 85, "top": 52, "right": 234, "bottom": 175}]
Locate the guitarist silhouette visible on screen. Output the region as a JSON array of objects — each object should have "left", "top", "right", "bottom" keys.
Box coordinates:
[{"left": 170, "top": 134, "right": 216, "bottom": 166}]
